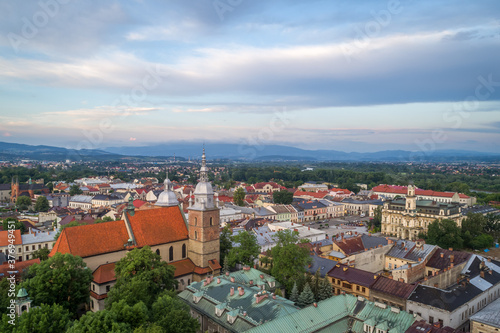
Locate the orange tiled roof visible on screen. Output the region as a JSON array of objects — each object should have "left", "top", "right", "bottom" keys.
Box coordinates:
[
  {"left": 372, "top": 185, "right": 470, "bottom": 199},
  {"left": 0, "top": 258, "right": 40, "bottom": 280},
  {"left": 0, "top": 229, "right": 22, "bottom": 247},
  {"left": 50, "top": 219, "right": 130, "bottom": 258},
  {"left": 93, "top": 262, "right": 116, "bottom": 284},
  {"left": 128, "top": 206, "right": 188, "bottom": 247},
  {"left": 50, "top": 206, "right": 188, "bottom": 258},
  {"left": 293, "top": 190, "right": 328, "bottom": 199},
  {"left": 169, "top": 258, "right": 196, "bottom": 277}
]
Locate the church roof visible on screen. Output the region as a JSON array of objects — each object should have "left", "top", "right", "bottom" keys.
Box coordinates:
[{"left": 50, "top": 206, "right": 188, "bottom": 258}]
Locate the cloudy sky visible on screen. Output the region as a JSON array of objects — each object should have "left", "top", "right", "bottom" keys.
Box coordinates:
[{"left": 1, "top": 0, "right": 499, "bottom": 153}]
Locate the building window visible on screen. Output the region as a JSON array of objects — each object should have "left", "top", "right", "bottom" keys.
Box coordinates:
[
  {"left": 106, "top": 285, "right": 110, "bottom": 293},
  {"left": 38, "top": 244, "right": 41, "bottom": 249},
  {"left": 92, "top": 284, "right": 95, "bottom": 291},
  {"left": 210, "top": 217, "right": 213, "bottom": 226},
  {"left": 25, "top": 246, "right": 29, "bottom": 251},
  {"left": 156, "top": 249, "right": 160, "bottom": 256},
  {"left": 169, "top": 246, "right": 174, "bottom": 261},
  {"left": 194, "top": 217, "right": 197, "bottom": 226},
  {"left": 91, "top": 300, "right": 94, "bottom": 309},
  {"left": 195, "top": 231, "right": 198, "bottom": 240},
  {"left": 32, "top": 245, "right": 35, "bottom": 250},
  {"left": 182, "top": 244, "right": 187, "bottom": 258},
  {"left": 429, "top": 316, "right": 434, "bottom": 324}
]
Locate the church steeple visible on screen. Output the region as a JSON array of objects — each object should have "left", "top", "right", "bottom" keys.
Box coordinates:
[
  {"left": 200, "top": 147, "right": 208, "bottom": 183},
  {"left": 187, "top": 148, "right": 220, "bottom": 281}
]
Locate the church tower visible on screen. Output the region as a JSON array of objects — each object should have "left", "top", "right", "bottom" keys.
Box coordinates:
[
  {"left": 188, "top": 149, "right": 220, "bottom": 281},
  {"left": 406, "top": 184, "right": 417, "bottom": 211}
]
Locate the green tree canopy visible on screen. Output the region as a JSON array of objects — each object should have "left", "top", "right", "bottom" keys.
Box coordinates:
[
  {"left": 233, "top": 188, "right": 245, "bottom": 206},
  {"left": 21, "top": 253, "right": 93, "bottom": 315},
  {"left": 31, "top": 248, "right": 50, "bottom": 261},
  {"left": 2, "top": 218, "right": 26, "bottom": 234},
  {"left": 317, "top": 278, "right": 333, "bottom": 301},
  {"left": 220, "top": 225, "right": 233, "bottom": 262},
  {"left": 10, "top": 303, "right": 72, "bottom": 333},
  {"left": 150, "top": 293, "right": 200, "bottom": 333},
  {"left": 16, "top": 196, "right": 31, "bottom": 210},
  {"left": 106, "top": 246, "right": 177, "bottom": 309},
  {"left": 227, "top": 231, "right": 260, "bottom": 267},
  {"left": 426, "top": 219, "right": 464, "bottom": 250},
  {"left": 273, "top": 190, "right": 293, "bottom": 204},
  {"left": 270, "top": 229, "right": 311, "bottom": 292},
  {"left": 34, "top": 196, "right": 50, "bottom": 212},
  {"left": 289, "top": 281, "right": 299, "bottom": 303},
  {"left": 69, "top": 184, "right": 83, "bottom": 196},
  {"left": 297, "top": 282, "right": 315, "bottom": 307}
]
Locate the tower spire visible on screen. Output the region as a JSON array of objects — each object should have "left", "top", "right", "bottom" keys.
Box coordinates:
[{"left": 200, "top": 147, "right": 208, "bottom": 182}]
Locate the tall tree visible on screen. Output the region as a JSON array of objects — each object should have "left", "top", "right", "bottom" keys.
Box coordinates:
[
  {"left": 312, "top": 269, "right": 321, "bottom": 300},
  {"left": 426, "top": 219, "right": 464, "bottom": 250},
  {"left": 150, "top": 293, "right": 199, "bottom": 333},
  {"left": 12, "top": 303, "right": 72, "bottom": 333},
  {"left": 2, "top": 218, "right": 26, "bottom": 234},
  {"left": 106, "top": 246, "right": 177, "bottom": 309},
  {"left": 31, "top": 248, "right": 50, "bottom": 261},
  {"left": 34, "top": 196, "right": 50, "bottom": 212},
  {"left": 220, "top": 225, "right": 233, "bottom": 262},
  {"left": 15, "top": 196, "right": 31, "bottom": 210},
  {"left": 297, "top": 283, "right": 315, "bottom": 307},
  {"left": 270, "top": 229, "right": 311, "bottom": 291},
  {"left": 21, "top": 253, "right": 93, "bottom": 315},
  {"left": 227, "top": 231, "right": 260, "bottom": 267},
  {"left": 273, "top": 190, "right": 293, "bottom": 204},
  {"left": 233, "top": 188, "right": 245, "bottom": 206},
  {"left": 317, "top": 278, "right": 333, "bottom": 301},
  {"left": 69, "top": 185, "right": 83, "bottom": 196}
]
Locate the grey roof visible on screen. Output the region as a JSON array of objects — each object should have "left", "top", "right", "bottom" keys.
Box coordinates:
[
  {"left": 310, "top": 239, "right": 333, "bottom": 247},
  {"left": 21, "top": 230, "right": 58, "bottom": 244},
  {"left": 408, "top": 284, "right": 482, "bottom": 312},
  {"left": 92, "top": 194, "right": 122, "bottom": 201},
  {"left": 360, "top": 234, "right": 388, "bottom": 250},
  {"left": 342, "top": 198, "right": 383, "bottom": 205},
  {"left": 462, "top": 205, "right": 499, "bottom": 216},
  {"left": 470, "top": 297, "right": 500, "bottom": 328},
  {"left": 252, "top": 207, "right": 274, "bottom": 216},
  {"left": 70, "top": 195, "right": 93, "bottom": 203},
  {"left": 295, "top": 200, "right": 326, "bottom": 210},
  {"left": 386, "top": 240, "right": 436, "bottom": 262},
  {"left": 0, "top": 184, "right": 10, "bottom": 190},
  {"left": 306, "top": 255, "right": 337, "bottom": 277}
]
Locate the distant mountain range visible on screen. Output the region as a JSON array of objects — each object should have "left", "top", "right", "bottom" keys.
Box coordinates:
[
  {"left": 1, "top": 141, "right": 499, "bottom": 162},
  {"left": 0, "top": 141, "right": 125, "bottom": 161},
  {"left": 104, "top": 143, "right": 500, "bottom": 162}
]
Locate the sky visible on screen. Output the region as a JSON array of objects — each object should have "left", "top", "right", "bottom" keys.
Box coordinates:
[{"left": 0, "top": 0, "right": 499, "bottom": 153}]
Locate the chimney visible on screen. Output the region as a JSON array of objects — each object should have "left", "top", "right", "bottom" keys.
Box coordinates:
[
  {"left": 450, "top": 263, "right": 454, "bottom": 268},
  {"left": 230, "top": 287, "right": 234, "bottom": 296},
  {"left": 253, "top": 264, "right": 257, "bottom": 269},
  {"left": 418, "top": 257, "right": 422, "bottom": 262},
  {"left": 450, "top": 255, "right": 454, "bottom": 263},
  {"left": 399, "top": 278, "right": 404, "bottom": 283},
  {"left": 259, "top": 274, "right": 264, "bottom": 279},
  {"left": 250, "top": 280, "right": 254, "bottom": 286},
  {"left": 255, "top": 292, "right": 268, "bottom": 304},
  {"left": 489, "top": 269, "right": 492, "bottom": 275},
  {"left": 448, "top": 247, "right": 453, "bottom": 251},
  {"left": 405, "top": 247, "right": 408, "bottom": 251},
  {"left": 230, "top": 277, "right": 235, "bottom": 283},
  {"left": 313, "top": 302, "right": 318, "bottom": 307},
  {"left": 272, "top": 293, "right": 276, "bottom": 299},
  {"left": 480, "top": 271, "right": 485, "bottom": 278},
  {"left": 408, "top": 263, "right": 412, "bottom": 268},
  {"left": 217, "top": 277, "right": 221, "bottom": 284},
  {"left": 239, "top": 287, "right": 245, "bottom": 296},
  {"left": 226, "top": 272, "right": 230, "bottom": 276},
  {"left": 440, "top": 252, "right": 444, "bottom": 258}
]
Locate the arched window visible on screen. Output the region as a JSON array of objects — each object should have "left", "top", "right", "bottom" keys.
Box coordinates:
[
  {"left": 169, "top": 246, "right": 174, "bottom": 261},
  {"left": 195, "top": 231, "right": 198, "bottom": 240},
  {"left": 194, "top": 217, "right": 197, "bottom": 226},
  {"left": 188, "top": 279, "right": 191, "bottom": 285},
  {"left": 156, "top": 249, "right": 160, "bottom": 256},
  {"left": 210, "top": 217, "right": 213, "bottom": 226},
  {"left": 182, "top": 243, "right": 186, "bottom": 258}
]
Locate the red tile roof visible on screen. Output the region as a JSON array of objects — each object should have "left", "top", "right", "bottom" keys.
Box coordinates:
[
  {"left": 0, "top": 229, "right": 22, "bottom": 247},
  {"left": 293, "top": 190, "right": 328, "bottom": 199},
  {"left": 50, "top": 206, "right": 188, "bottom": 258},
  {"left": 93, "top": 262, "right": 116, "bottom": 284},
  {"left": 327, "top": 263, "right": 379, "bottom": 287},
  {"left": 169, "top": 258, "right": 196, "bottom": 277},
  {"left": 334, "top": 236, "right": 365, "bottom": 255},
  {"left": 371, "top": 276, "right": 417, "bottom": 299},
  {"left": 372, "top": 184, "right": 470, "bottom": 199},
  {"left": 0, "top": 258, "right": 40, "bottom": 280}
]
